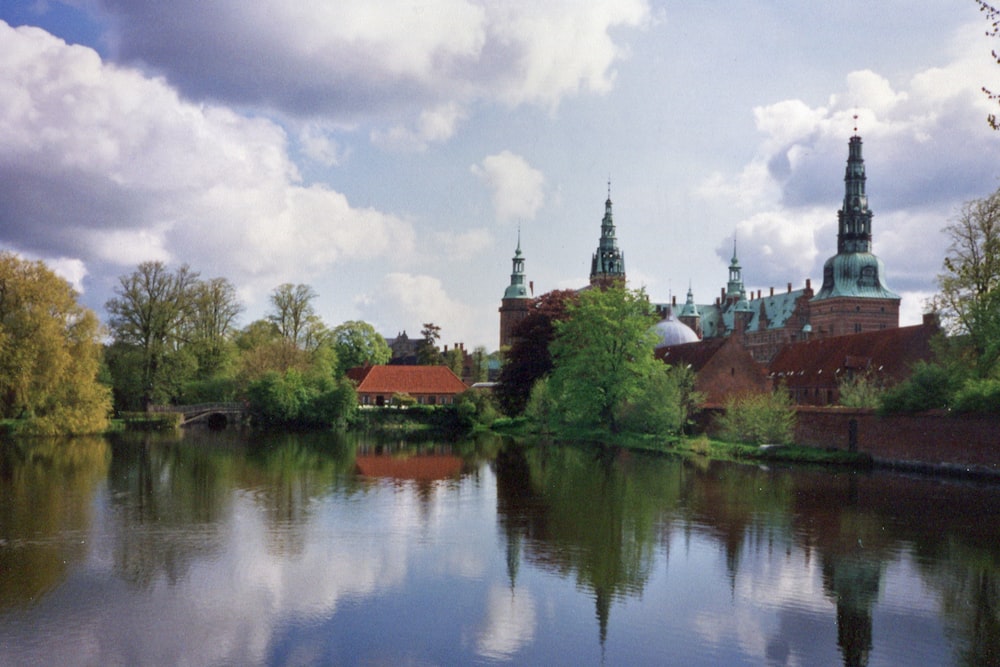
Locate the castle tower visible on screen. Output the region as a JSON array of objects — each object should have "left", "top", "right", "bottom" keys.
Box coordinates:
[
  {"left": 678, "top": 283, "right": 702, "bottom": 339},
  {"left": 499, "top": 231, "right": 532, "bottom": 348},
  {"left": 810, "top": 132, "right": 900, "bottom": 336},
  {"left": 589, "top": 182, "right": 626, "bottom": 288}
]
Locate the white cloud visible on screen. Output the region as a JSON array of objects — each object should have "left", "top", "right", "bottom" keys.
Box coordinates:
[
  {"left": 358, "top": 272, "right": 474, "bottom": 342},
  {"left": 471, "top": 151, "right": 546, "bottom": 223},
  {"left": 0, "top": 21, "right": 414, "bottom": 301},
  {"left": 433, "top": 228, "right": 493, "bottom": 261},
  {"left": 371, "top": 102, "right": 467, "bottom": 151}
]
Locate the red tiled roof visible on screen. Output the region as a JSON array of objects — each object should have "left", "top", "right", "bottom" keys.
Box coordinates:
[
  {"left": 349, "top": 365, "right": 468, "bottom": 395},
  {"left": 768, "top": 321, "right": 937, "bottom": 388},
  {"left": 655, "top": 337, "right": 727, "bottom": 371}
]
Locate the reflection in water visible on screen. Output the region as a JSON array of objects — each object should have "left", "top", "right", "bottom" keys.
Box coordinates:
[{"left": 2, "top": 431, "right": 1000, "bottom": 665}]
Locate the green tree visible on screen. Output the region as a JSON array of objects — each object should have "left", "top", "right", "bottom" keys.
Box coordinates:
[
  {"left": 715, "top": 389, "right": 796, "bottom": 445},
  {"left": 932, "top": 187, "right": 1000, "bottom": 377},
  {"left": 444, "top": 346, "right": 465, "bottom": 378},
  {"left": 0, "top": 253, "right": 110, "bottom": 434},
  {"left": 331, "top": 320, "right": 390, "bottom": 374},
  {"left": 547, "top": 286, "right": 662, "bottom": 434},
  {"left": 105, "top": 261, "right": 199, "bottom": 407},
  {"left": 185, "top": 277, "right": 242, "bottom": 379},
  {"left": 470, "top": 345, "right": 490, "bottom": 383},
  {"left": 417, "top": 322, "right": 442, "bottom": 365},
  {"left": 268, "top": 283, "right": 324, "bottom": 350}
]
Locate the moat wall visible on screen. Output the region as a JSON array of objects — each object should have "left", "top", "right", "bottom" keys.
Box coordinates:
[{"left": 699, "top": 406, "right": 1000, "bottom": 476}]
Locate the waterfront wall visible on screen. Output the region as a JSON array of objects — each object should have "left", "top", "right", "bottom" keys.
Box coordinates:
[{"left": 698, "top": 406, "right": 1000, "bottom": 475}]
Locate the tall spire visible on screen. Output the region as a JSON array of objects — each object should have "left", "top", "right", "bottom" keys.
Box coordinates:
[
  {"left": 837, "top": 134, "right": 872, "bottom": 254},
  {"left": 589, "top": 181, "right": 626, "bottom": 287},
  {"left": 726, "top": 235, "right": 744, "bottom": 299},
  {"left": 504, "top": 229, "right": 528, "bottom": 299}
]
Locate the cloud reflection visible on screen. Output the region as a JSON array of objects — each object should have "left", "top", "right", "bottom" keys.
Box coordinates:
[{"left": 476, "top": 584, "right": 537, "bottom": 660}]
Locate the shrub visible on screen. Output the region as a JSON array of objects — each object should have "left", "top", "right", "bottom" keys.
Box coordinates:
[
  {"left": 524, "top": 377, "right": 558, "bottom": 432},
  {"left": 837, "top": 371, "right": 883, "bottom": 409},
  {"left": 879, "top": 362, "right": 962, "bottom": 414},
  {"left": 715, "top": 390, "right": 796, "bottom": 445},
  {"left": 953, "top": 378, "right": 1000, "bottom": 415}
]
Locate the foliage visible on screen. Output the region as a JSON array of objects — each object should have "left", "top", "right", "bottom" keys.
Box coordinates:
[
  {"left": 245, "top": 368, "right": 355, "bottom": 428},
  {"left": 952, "top": 377, "right": 1000, "bottom": 415},
  {"left": 417, "top": 322, "right": 442, "bottom": 365},
  {"left": 495, "top": 289, "right": 577, "bottom": 416},
  {"left": 184, "top": 277, "right": 242, "bottom": 379},
  {"left": 444, "top": 346, "right": 465, "bottom": 378},
  {"left": 523, "top": 377, "right": 558, "bottom": 432},
  {"left": 105, "top": 262, "right": 200, "bottom": 407},
  {"left": 837, "top": 370, "right": 885, "bottom": 409},
  {"left": 391, "top": 392, "right": 417, "bottom": 407},
  {"left": 454, "top": 389, "right": 499, "bottom": 429},
  {"left": 715, "top": 390, "right": 796, "bottom": 445},
  {"left": 470, "top": 346, "right": 490, "bottom": 383},
  {"left": 978, "top": 1, "right": 1000, "bottom": 129},
  {"left": 179, "top": 377, "right": 239, "bottom": 404},
  {"left": 0, "top": 252, "right": 111, "bottom": 435},
  {"left": 932, "top": 187, "right": 1000, "bottom": 377},
  {"left": 618, "top": 365, "right": 699, "bottom": 435},
  {"left": 879, "top": 361, "right": 963, "bottom": 414},
  {"left": 332, "top": 320, "right": 390, "bottom": 374},
  {"left": 547, "top": 286, "right": 662, "bottom": 434},
  {"left": 268, "top": 283, "right": 326, "bottom": 350}
]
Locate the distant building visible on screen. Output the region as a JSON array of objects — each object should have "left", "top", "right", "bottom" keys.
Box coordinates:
[
  {"left": 347, "top": 365, "right": 468, "bottom": 406},
  {"left": 499, "top": 231, "right": 532, "bottom": 349},
  {"left": 656, "top": 133, "right": 900, "bottom": 364},
  {"left": 656, "top": 334, "right": 771, "bottom": 405}
]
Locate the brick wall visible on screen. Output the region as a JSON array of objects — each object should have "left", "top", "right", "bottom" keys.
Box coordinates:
[{"left": 698, "top": 406, "right": 1000, "bottom": 475}]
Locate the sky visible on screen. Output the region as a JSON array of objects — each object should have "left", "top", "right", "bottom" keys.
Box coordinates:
[{"left": 1, "top": 1, "right": 998, "bottom": 351}]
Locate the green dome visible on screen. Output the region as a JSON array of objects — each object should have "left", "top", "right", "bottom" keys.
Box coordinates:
[{"left": 813, "top": 252, "right": 899, "bottom": 301}]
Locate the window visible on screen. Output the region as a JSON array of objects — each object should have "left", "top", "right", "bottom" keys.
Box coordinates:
[{"left": 854, "top": 323, "right": 862, "bottom": 333}]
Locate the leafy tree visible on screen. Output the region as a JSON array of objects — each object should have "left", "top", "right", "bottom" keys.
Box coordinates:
[
  {"left": 106, "top": 261, "right": 199, "bottom": 407},
  {"left": 837, "top": 370, "right": 885, "bottom": 409},
  {"left": 470, "top": 345, "right": 490, "bottom": 383},
  {"left": 332, "top": 320, "right": 390, "bottom": 374},
  {"left": 268, "top": 283, "right": 323, "bottom": 350},
  {"left": 715, "top": 389, "right": 796, "bottom": 445},
  {"left": 495, "top": 289, "right": 577, "bottom": 416},
  {"left": 879, "top": 361, "right": 964, "bottom": 413},
  {"left": 619, "top": 364, "right": 699, "bottom": 435},
  {"left": 932, "top": 187, "right": 1000, "bottom": 377},
  {"left": 185, "top": 277, "right": 242, "bottom": 378},
  {"left": 547, "top": 286, "right": 662, "bottom": 434},
  {"left": 417, "top": 322, "right": 442, "bottom": 365},
  {"left": 0, "top": 253, "right": 110, "bottom": 434},
  {"left": 444, "top": 346, "right": 465, "bottom": 378},
  {"left": 978, "top": 1, "right": 1000, "bottom": 129}
]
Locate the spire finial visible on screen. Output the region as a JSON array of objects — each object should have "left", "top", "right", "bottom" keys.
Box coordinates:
[
  {"left": 853, "top": 113, "right": 859, "bottom": 135},
  {"left": 607, "top": 176, "right": 611, "bottom": 201}
]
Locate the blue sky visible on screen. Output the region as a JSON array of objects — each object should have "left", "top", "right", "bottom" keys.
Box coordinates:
[{"left": 1, "top": 1, "right": 997, "bottom": 349}]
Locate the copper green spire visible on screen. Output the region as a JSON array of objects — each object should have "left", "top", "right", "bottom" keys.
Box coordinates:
[
  {"left": 838, "top": 133, "right": 872, "bottom": 254},
  {"left": 503, "top": 228, "right": 530, "bottom": 299},
  {"left": 589, "top": 180, "right": 626, "bottom": 287}
]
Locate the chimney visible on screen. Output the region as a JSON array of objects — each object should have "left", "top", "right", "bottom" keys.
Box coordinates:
[
  {"left": 529, "top": 280, "right": 534, "bottom": 296},
  {"left": 787, "top": 282, "right": 792, "bottom": 293},
  {"left": 444, "top": 344, "right": 449, "bottom": 352},
  {"left": 770, "top": 286, "right": 774, "bottom": 297},
  {"left": 721, "top": 287, "right": 726, "bottom": 301},
  {"left": 806, "top": 278, "right": 811, "bottom": 290},
  {"left": 672, "top": 295, "right": 677, "bottom": 307},
  {"left": 757, "top": 290, "right": 761, "bottom": 300}
]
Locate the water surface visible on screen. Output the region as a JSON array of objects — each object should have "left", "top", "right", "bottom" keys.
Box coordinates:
[{"left": 2, "top": 429, "right": 999, "bottom": 665}]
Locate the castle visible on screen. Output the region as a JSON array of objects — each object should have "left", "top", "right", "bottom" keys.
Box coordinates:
[{"left": 499, "top": 133, "right": 901, "bottom": 361}]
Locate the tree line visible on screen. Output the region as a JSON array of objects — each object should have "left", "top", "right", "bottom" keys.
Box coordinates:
[{"left": 4, "top": 183, "right": 1000, "bottom": 436}]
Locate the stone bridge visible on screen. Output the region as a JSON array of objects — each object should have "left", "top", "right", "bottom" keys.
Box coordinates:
[{"left": 148, "top": 402, "right": 247, "bottom": 427}]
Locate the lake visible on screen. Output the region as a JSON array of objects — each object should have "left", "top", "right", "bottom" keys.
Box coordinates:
[{"left": 2, "top": 429, "right": 999, "bottom": 666}]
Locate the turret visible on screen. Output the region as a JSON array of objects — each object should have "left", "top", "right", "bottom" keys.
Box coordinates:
[{"left": 589, "top": 181, "right": 626, "bottom": 288}]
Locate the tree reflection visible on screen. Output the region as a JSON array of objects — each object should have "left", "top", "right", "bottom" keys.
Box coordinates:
[{"left": 0, "top": 437, "right": 109, "bottom": 607}]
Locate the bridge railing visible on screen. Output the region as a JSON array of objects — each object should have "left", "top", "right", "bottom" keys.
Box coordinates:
[{"left": 148, "top": 402, "right": 245, "bottom": 416}]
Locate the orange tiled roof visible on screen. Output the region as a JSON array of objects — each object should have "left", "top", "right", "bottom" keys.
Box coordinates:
[{"left": 349, "top": 365, "right": 468, "bottom": 395}]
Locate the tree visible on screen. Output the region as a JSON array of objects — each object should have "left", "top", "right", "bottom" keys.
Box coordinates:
[
  {"left": 417, "top": 322, "right": 442, "bottom": 365},
  {"left": 932, "top": 187, "right": 1000, "bottom": 377},
  {"left": 332, "top": 320, "right": 390, "bottom": 374},
  {"left": 268, "top": 283, "right": 323, "bottom": 349},
  {"left": 0, "top": 253, "right": 110, "bottom": 434},
  {"left": 470, "top": 345, "right": 490, "bottom": 383},
  {"left": 547, "top": 286, "right": 662, "bottom": 434},
  {"left": 495, "top": 289, "right": 577, "bottom": 416},
  {"left": 185, "top": 277, "right": 243, "bottom": 379},
  {"left": 106, "top": 261, "right": 199, "bottom": 407},
  {"left": 978, "top": 1, "right": 1000, "bottom": 129}
]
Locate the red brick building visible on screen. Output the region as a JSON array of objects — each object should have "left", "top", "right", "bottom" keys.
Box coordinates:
[
  {"left": 656, "top": 334, "right": 772, "bottom": 405},
  {"left": 347, "top": 365, "right": 468, "bottom": 407},
  {"left": 768, "top": 315, "right": 939, "bottom": 406}
]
